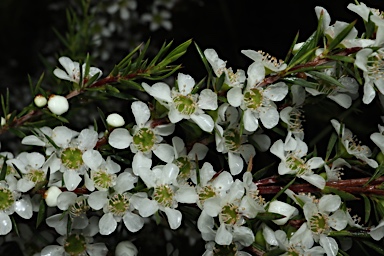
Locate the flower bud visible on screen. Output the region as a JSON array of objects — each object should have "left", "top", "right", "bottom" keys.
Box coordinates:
[
  {"left": 44, "top": 186, "right": 62, "bottom": 207},
  {"left": 106, "top": 113, "right": 125, "bottom": 127},
  {"left": 48, "top": 95, "right": 69, "bottom": 115},
  {"left": 34, "top": 94, "right": 47, "bottom": 107},
  {"left": 115, "top": 241, "right": 138, "bottom": 256},
  {"left": 0, "top": 116, "right": 5, "bottom": 126}
]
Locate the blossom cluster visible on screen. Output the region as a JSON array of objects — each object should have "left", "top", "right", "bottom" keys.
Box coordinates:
[{"left": 2, "top": 1, "right": 384, "bottom": 256}]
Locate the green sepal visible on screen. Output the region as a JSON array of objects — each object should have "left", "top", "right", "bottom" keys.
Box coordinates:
[
  {"left": 255, "top": 212, "right": 285, "bottom": 221},
  {"left": 307, "top": 70, "right": 345, "bottom": 88},
  {"left": 282, "top": 77, "right": 318, "bottom": 89},
  {"left": 84, "top": 71, "right": 102, "bottom": 88},
  {"left": 325, "top": 132, "right": 338, "bottom": 161},
  {"left": 36, "top": 196, "right": 46, "bottom": 228}
]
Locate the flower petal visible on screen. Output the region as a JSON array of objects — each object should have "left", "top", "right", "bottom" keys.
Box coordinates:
[
  {"left": 123, "top": 212, "right": 144, "bottom": 232},
  {"left": 99, "top": 212, "right": 117, "bottom": 235},
  {"left": 108, "top": 128, "right": 132, "bottom": 149},
  {"left": 163, "top": 207, "right": 182, "bottom": 229},
  {"left": 190, "top": 114, "right": 214, "bottom": 132},
  {"left": 132, "top": 101, "right": 150, "bottom": 126}
]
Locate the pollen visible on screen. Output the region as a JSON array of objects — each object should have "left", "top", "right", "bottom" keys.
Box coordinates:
[{"left": 257, "top": 50, "right": 285, "bottom": 68}]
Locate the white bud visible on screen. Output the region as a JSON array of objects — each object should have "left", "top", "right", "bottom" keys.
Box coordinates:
[
  {"left": 293, "top": 42, "right": 304, "bottom": 54},
  {"left": 48, "top": 95, "right": 69, "bottom": 115},
  {"left": 34, "top": 95, "right": 47, "bottom": 107},
  {"left": 44, "top": 186, "right": 63, "bottom": 207},
  {"left": 106, "top": 113, "right": 125, "bottom": 127},
  {"left": 115, "top": 241, "right": 138, "bottom": 256},
  {"left": 0, "top": 117, "right": 5, "bottom": 126}
]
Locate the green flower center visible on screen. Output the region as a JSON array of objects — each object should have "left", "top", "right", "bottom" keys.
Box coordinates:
[
  {"left": 153, "top": 185, "right": 174, "bottom": 208},
  {"left": 309, "top": 212, "right": 329, "bottom": 235},
  {"left": 286, "top": 155, "right": 308, "bottom": 175},
  {"left": 92, "top": 170, "right": 116, "bottom": 190},
  {"left": 174, "top": 156, "right": 192, "bottom": 180},
  {"left": 212, "top": 243, "right": 237, "bottom": 256},
  {"left": 61, "top": 148, "right": 84, "bottom": 170},
  {"left": 25, "top": 169, "right": 45, "bottom": 184},
  {"left": 220, "top": 203, "right": 239, "bottom": 225},
  {"left": 243, "top": 88, "right": 263, "bottom": 109},
  {"left": 133, "top": 128, "right": 155, "bottom": 153},
  {"left": 0, "top": 187, "right": 14, "bottom": 211},
  {"left": 198, "top": 185, "right": 216, "bottom": 203},
  {"left": 108, "top": 194, "right": 130, "bottom": 217},
  {"left": 223, "top": 128, "right": 241, "bottom": 152},
  {"left": 64, "top": 234, "right": 87, "bottom": 255},
  {"left": 69, "top": 196, "right": 89, "bottom": 218},
  {"left": 173, "top": 94, "right": 196, "bottom": 116}
]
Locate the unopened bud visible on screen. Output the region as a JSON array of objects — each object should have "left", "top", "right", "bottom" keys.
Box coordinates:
[
  {"left": 34, "top": 95, "right": 47, "bottom": 107},
  {"left": 106, "top": 113, "right": 125, "bottom": 127},
  {"left": 48, "top": 95, "right": 69, "bottom": 115},
  {"left": 0, "top": 117, "right": 5, "bottom": 126},
  {"left": 44, "top": 186, "right": 62, "bottom": 207}
]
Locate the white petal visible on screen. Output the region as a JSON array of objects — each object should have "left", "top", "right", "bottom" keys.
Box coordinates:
[
  {"left": 153, "top": 144, "right": 175, "bottom": 163},
  {"left": 123, "top": 212, "right": 144, "bottom": 232},
  {"left": 41, "top": 245, "right": 65, "bottom": 256},
  {"left": 369, "top": 219, "right": 384, "bottom": 240},
  {"left": 232, "top": 226, "right": 254, "bottom": 247},
  {"left": 190, "top": 114, "right": 214, "bottom": 132},
  {"left": 355, "top": 48, "right": 372, "bottom": 72},
  {"left": 78, "top": 128, "right": 98, "bottom": 150},
  {"left": 108, "top": 128, "right": 132, "bottom": 149},
  {"left": 132, "top": 153, "right": 152, "bottom": 176},
  {"left": 160, "top": 163, "right": 179, "bottom": 184},
  {"left": 0, "top": 212, "right": 12, "bottom": 235},
  {"left": 300, "top": 174, "right": 326, "bottom": 189},
  {"left": 15, "top": 197, "right": 33, "bottom": 219},
  {"left": 136, "top": 198, "right": 158, "bottom": 217},
  {"left": 319, "top": 194, "right": 341, "bottom": 213},
  {"left": 263, "top": 82, "right": 288, "bottom": 101},
  {"left": 198, "top": 89, "right": 218, "bottom": 110},
  {"left": 142, "top": 82, "right": 172, "bottom": 102},
  {"left": 363, "top": 82, "right": 376, "bottom": 104},
  {"left": 168, "top": 108, "right": 184, "bottom": 123},
  {"left": 132, "top": 101, "right": 150, "bottom": 126},
  {"left": 63, "top": 170, "right": 82, "bottom": 191},
  {"left": 243, "top": 109, "right": 259, "bottom": 132},
  {"left": 83, "top": 149, "right": 103, "bottom": 170},
  {"left": 57, "top": 191, "right": 77, "bottom": 210},
  {"left": 202, "top": 197, "right": 222, "bottom": 217},
  {"left": 268, "top": 200, "right": 298, "bottom": 225},
  {"left": 177, "top": 73, "right": 195, "bottom": 95},
  {"left": 188, "top": 143, "right": 209, "bottom": 160},
  {"left": 21, "top": 135, "right": 46, "bottom": 146},
  {"left": 215, "top": 223, "right": 232, "bottom": 245},
  {"left": 259, "top": 107, "right": 279, "bottom": 129},
  {"left": 88, "top": 191, "right": 108, "bottom": 210},
  {"left": 99, "top": 212, "right": 117, "bottom": 235},
  {"left": 228, "top": 152, "right": 243, "bottom": 176},
  {"left": 227, "top": 87, "right": 243, "bottom": 107},
  {"left": 164, "top": 207, "right": 182, "bottom": 229},
  {"left": 239, "top": 144, "right": 256, "bottom": 163},
  {"left": 328, "top": 94, "right": 352, "bottom": 109},
  {"left": 328, "top": 210, "right": 348, "bottom": 231},
  {"left": 319, "top": 235, "right": 338, "bottom": 256},
  {"left": 246, "top": 61, "right": 265, "bottom": 86},
  {"left": 53, "top": 69, "right": 71, "bottom": 81},
  {"left": 307, "top": 157, "right": 324, "bottom": 169},
  {"left": 270, "top": 139, "right": 285, "bottom": 160},
  {"left": 175, "top": 186, "right": 198, "bottom": 204}
]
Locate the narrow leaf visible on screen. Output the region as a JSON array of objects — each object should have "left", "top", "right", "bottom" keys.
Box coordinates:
[
  {"left": 327, "top": 20, "right": 357, "bottom": 52},
  {"left": 361, "top": 194, "right": 371, "bottom": 224},
  {"left": 36, "top": 197, "right": 46, "bottom": 228}
]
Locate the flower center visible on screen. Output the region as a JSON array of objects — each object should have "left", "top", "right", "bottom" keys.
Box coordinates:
[
  {"left": 25, "top": 169, "right": 45, "bottom": 184},
  {"left": 133, "top": 128, "right": 155, "bottom": 153},
  {"left": 286, "top": 155, "right": 308, "bottom": 175},
  {"left": 174, "top": 156, "right": 193, "bottom": 181},
  {"left": 64, "top": 233, "right": 87, "bottom": 255},
  {"left": 220, "top": 203, "right": 240, "bottom": 225},
  {"left": 243, "top": 88, "right": 263, "bottom": 109},
  {"left": 61, "top": 148, "right": 84, "bottom": 170},
  {"left": 69, "top": 196, "right": 89, "bottom": 218},
  {"left": 287, "top": 108, "right": 304, "bottom": 133},
  {"left": 309, "top": 212, "right": 329, "bottom": 235},
  {"left": 198, "top": 185, "right": 217, "bottom": 203},
  {"left": 153, "top": 184, "right": 175, "bottom": 208},
  {"left": 0, "top": 187, "right": 14, "bottom": 211},
  {"left": 108, "top": 193, "right": 130, "bottom": 217},
  {"left": 91, "top": 169, "right": 116, "bottom": 191},
  {"left": 258, "top": 50, "right": 285, "bottom": 71},
  {"left": 223, "top": 128, "right": 241, "bottom": 152},
  {"left": 173, "top": 94, "right": 196, "bottom": 116},
  {"left": 367, "top": 49, "right": 384, "bottom": 80}
]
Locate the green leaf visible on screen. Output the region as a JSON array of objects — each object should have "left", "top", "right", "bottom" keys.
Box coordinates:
[
  {"left": 361, "top": 194, "right": 371, "bottom": 224},
  {"left": 268, "top": 177, "right": 296, "bottom": 205},
  {"left": 288, "top": 47, "right": 319, "bottom": 70},
  {"left": 191, "top": 77, "right": 206, "bottom": 94},
  {"left": 157, "top": 39, "right": 192, "bottom": 68},
  {"left": 215, "top": 72, "right": 226, "bottom": 92},
  {"left": 361, "top": 240, "right": 384, "bottom": 255},
  {"left": 322, "top": 186, "right": 358, "bottom": 201},
  {"left": 116, "top": 42, "right": 143, "bottom": 69},
  {"left": 284, "top": 31, "right": 300, "bottom": 64},
  {"left": 307, "top": 70, "right": 345, "bottom": 88},
  {"left": 255, "top": 212, "right": 285, "bottom": 221},
  {"left": 84, "top": 70, "right": 101, "bottom": 87},
  {"left": 282, "top": 77, "right": 318, "bottom": 89},
  {"left": 285, "top": 65, "right": 332, "bottom": 76},
  {"left": 287, "top": 31, "right": 318, "bottom": 68},
  {"left": 325, "top": 55, "right": 355, "bottom": 63},
  {"left": 252, "top": 162, "right": 275, "bottom": 181},
  {"left": 0, "top": 155, "right": 8, "bottom": 181},
  {"left": 325, "top": 132, "right": 338, "bottom": 161},
  {"left": 97, "top": 107, "right": 108, "bottom": 130},
  {"left": 36, "top": 197, "right": 46, "bottom": 228},
  {"left": 326, "top": 20, "right": 357, "bottom": 53},
  {"left": 365, "top": 162, "right": 384, "bottom": 185},
  {"left": 148, "top": 40, "right": 173, "bottom": 67}
]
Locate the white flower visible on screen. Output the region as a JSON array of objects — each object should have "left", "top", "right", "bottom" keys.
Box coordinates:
[
  {"left": 267, "top": 200, "right": 299, "bottom": 225},
  {"left": 371, "top": 124, "right": 384, "bottom": 154},
  {"left": 115, "top": 240, "right": 138, "bottom": 256},
  {"left": 7, "top": 152, "right": 48, "bottom": 192},
  {"left": 227, "top": 61, "right": 288, "bottom": 131},
  {"left": 280, "top": 106, "right": 305, "bottom": 146},
  {"left": 53, "top": 56, "right": 102, "bottom": 85},
  {"left": 106, "top": 0, "right": 137, "bottom": 20},
  {"left": 47, "top": 95, "right": 69, "bottom": 115},
  {"left": 44, "top": 186, "right": 63, "bottom": 207},
  {"left": 106, "top": 113, "right": 125, "bottom": 127},
  {"left": 303, "top": 194, "right": 348, "bottom": 256},
  {"left": 131, "top": 163, "right": 195, "bottom": 229},
  {"left": 172, "top": 136, "right": 208, "bottom": 185},
  {"left": 141, "top": 8, "right": 172, "bottom": 31},
  {"left": 21, "top": 126, "right": 58, "bottom": 156},
  {"left": 270, "top": 137, "right": 326, "bottom": 189},
  {"left": 369, "top": 219, "right": 384, "bottom": 241},
  {"left": 241, "top": 49, "right": 287, "bottom": 74},
  {"left": 0, "top": 178, "right": 33, "bottom": 235},
  {"left": 324, "top": 158, "right": 351, "bottom": 181},
  {"left": 142, "top": 73, "right": 217, "bottom": 132},
  {"left": 355, "top": 47, "right": 384, "bottom": 104},
  {"left": 204, "top": 48, "right": 246, "bottom": 88},
  {"left": 202, "top": 241, "right": 252, "bottom": 256},
  {"left": 331, "top": 119, "right": 378, "bottom": 168},
  {"left": 108, "top": 101, "right": 175, "bottom": 175}
]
